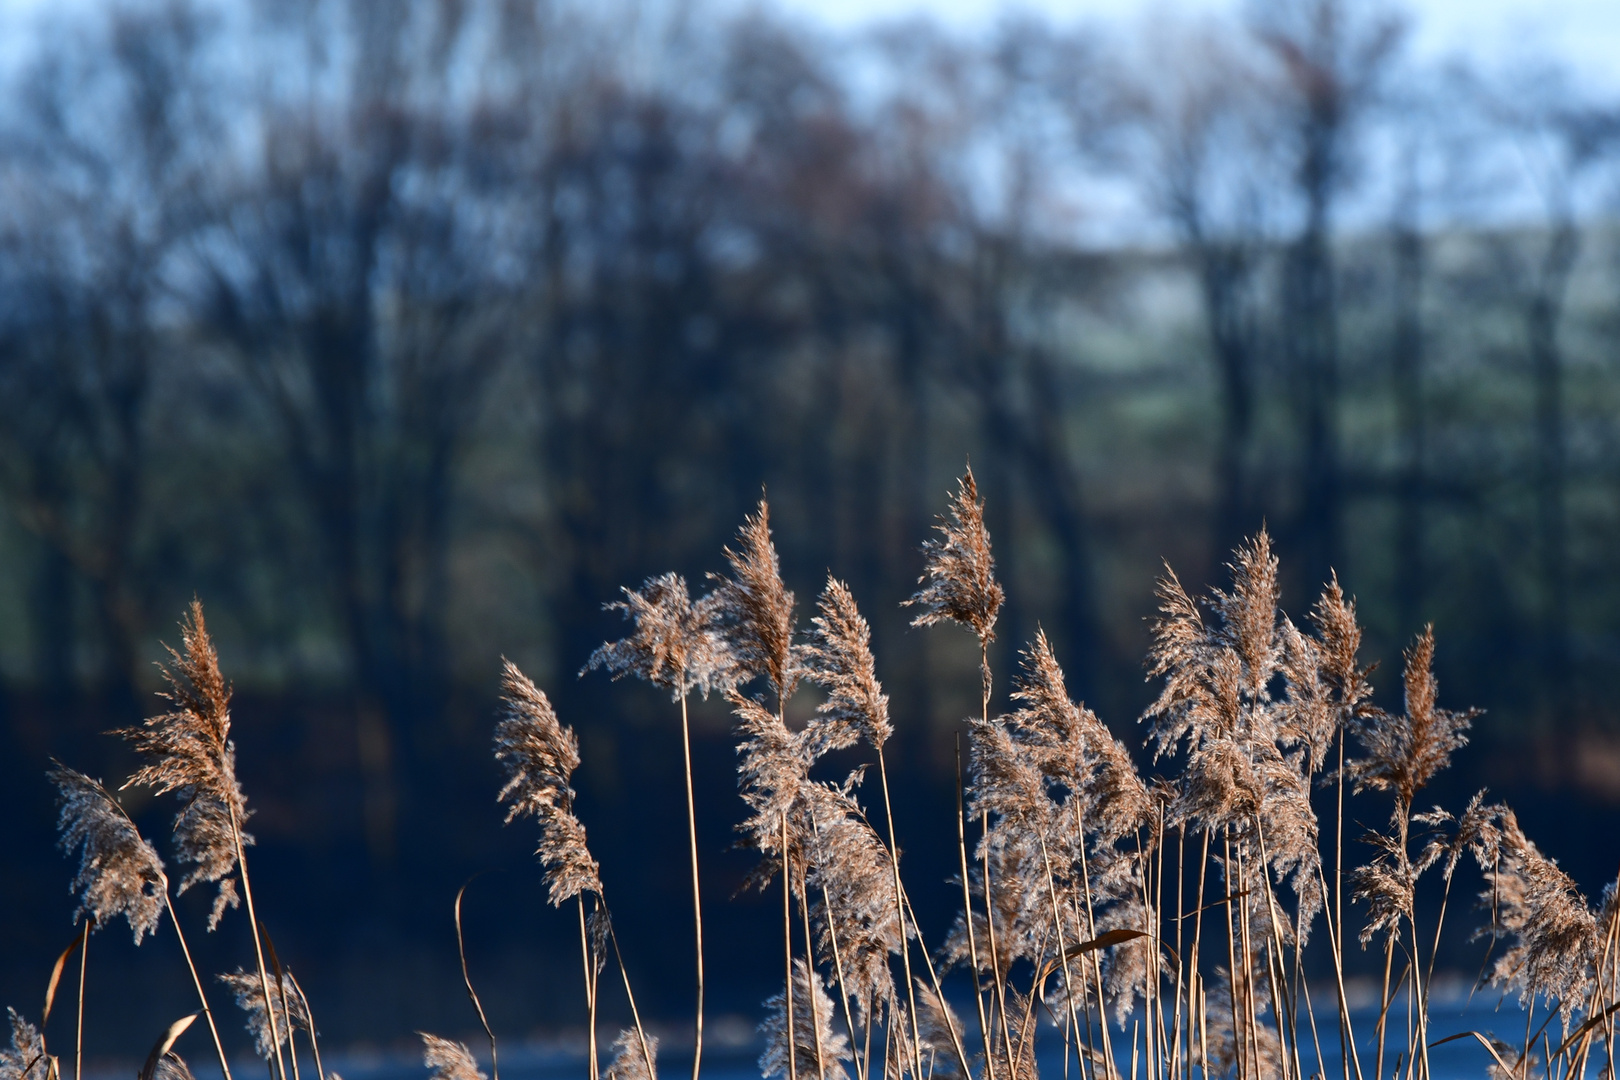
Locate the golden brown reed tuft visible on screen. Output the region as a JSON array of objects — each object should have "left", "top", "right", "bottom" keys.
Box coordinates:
[
  {"left": 1350, "top": 626, "right": 1478, "bottom": 809},
  {"left": 1475, "top": 806, "right": 1600, "bottom": 1018},
  {"left": 218, "top": 969, "right": 310, "bottom": 1061},
  {"left": 760, "top": 960, "right": 852, "bottom": 1080},
  {"left": 803, "top": 578, "right": 891, "bottom": 755},
  {"left": 0, "top": 1010, "right": 46, "bottom": 1080},
  {"left": 419, "top": 1035, "right": 488, "bottom": 1080},
  {"left": 709, "top": 499, "right": 799, "bottom": 706},
  {"left": 49, "top": 764, "right": 167, "bottom": 944},
  {"left": 585, "top": 572, "right": 739, "bottom": 700},
  {"left": 605, "top": 1030, "right": 659, "bottom": 1080},
  {"left": 116, "top": 602, "right": 248, "bottom": 930},
  {"left": 493, "top": 660, "right": 601, "bottom": 905},
  {"left": 905, "top": 468, "right": 1003, "bottom": 697}
]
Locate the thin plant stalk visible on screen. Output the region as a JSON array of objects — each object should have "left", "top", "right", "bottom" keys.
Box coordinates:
[
  {"left": 956, "top": 738, "right": 997, "bottom": 1080},
  {"left": 161, "top": 892, "right": 234, "bottom": 1080},
  {"left": 678, "top": 690, "right": 706, "bottom": 1080},
  {"left": 287, "top": 977, "right": 326, "bottom": 1080},
  {"left": 577, "top": 896, "right": 599, "bottom": 1080},
  {"left": 1221, "top": 837, "right": 1244, "bottom": 1080},
  {"left": 1374, "top": 937, "right": 1394, "bottom": 1080},
  {"left": 876, "top": 749, "right": 924, "bottom": 1080},
  {"left": 799, "top": 874, "right": 828, "bottom": 1080},
  {"left": 1251, "top": 821, "right": 1301, "bottom": 1080},
  {"left": 1333, "top": 732, "right": 1360, "bottom": 1080},
  {"left": 233, "top": 819, "right": 288, "bottom": 1080},
  {"left": 74, "top": 918, "right": 88, "bottom": 1080},
  {"left": 783, "top": 813, "right": 798, "bottom": 1080},
  {"left": 1187, "top": 831, "right": 1211, "bottom": 1080},
  {"left": 819, "top": 877, "right": 865, "bottom": 1080},
  {"left": 1075, "top": 807, "right": 1118, "bottom": 1080},
  {"left": 896, "top": 890, "right": 972, "bottom": 1078},
  {"left": 455, "top": 881, "right": 499, "bottom": 1080},
  {"left": 982, "top": 811, "right": 1015, "bottom": 1080},
  {"left": 1037, "top": 835, "right": 1086, "bottom": 1080},
  {"left": 607, "top": 923, "right": 655, "bottom": 1075},
  {"left": 1168, "top": 829, "right": 1185, "bottom": 1080}
]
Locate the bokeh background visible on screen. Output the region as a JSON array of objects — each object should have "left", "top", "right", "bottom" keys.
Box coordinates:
[{"left": 1, "top": 0, "right": 1619, "bottom": 1069}]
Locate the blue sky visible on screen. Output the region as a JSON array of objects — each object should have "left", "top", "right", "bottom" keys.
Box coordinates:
[{"left": 765, "top": 0, "right": 1620, "bottom": 92}]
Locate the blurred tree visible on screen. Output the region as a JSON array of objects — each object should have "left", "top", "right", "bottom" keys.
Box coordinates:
[
  {"left": 1252, "top": 0, "right": 1404, "bottom": 592},
  {"left": 201, "top": 0, "right": 516, "bottom": 863},
  {"left": 0, "top": 0, "right": 219, "bottom": 718}
]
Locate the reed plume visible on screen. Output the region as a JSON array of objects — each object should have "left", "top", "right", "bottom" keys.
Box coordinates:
[
  {"left": 712, "top": 502, "right": 809, "bottom": 1080},
  {"left": 0, "top": 1010, "right": 46, "bottom": 1080},
  {"left": 117, "top": 603, "right": 283, "bottom": 1080},
  {"left": 803, "top": 785, "right": 903, "bottom": 1022},
  {"left": 803, "top": 579, "right": 889, "bottom": 756},
  {"left": 905, "top": 468, "right": 1003, "bottom": 698},
  {"left": 761, "top": 960, "right": 852, "bottom": 1080},
  {"left": 1476, "top": 806, "right": 1599, "bottom": 1018},
  {"left": 585, "top": 572, "right": 739, "bottom": 700},
  {"left": 710, "top": 499, "right": 799, "bottom": 706},
  {"left": 420, "top": 1035, "right": 487, "bottom": 1080},
  {"left": 218, "top": 969, "right": 310, "bottom": 1061},
  {"left": 116, "top": 602, "right": 248, "bottom": 931},
  {"left": 803, "top": 578, "right": 935, "bottom": 1075},
  {"left": 1350, "top": 626, "right": 1477, "bottom": 811},
  {"left": 605, "top": 1030, "right": 659, "bottom": 1080},
  {"left": 586, "top": 572, "right": 738, "bottom": 1080},
  {"left": 494, "top": 660, "right": 602, "bottom": 905},
  {"left": 49, "top": 765, "right": 166, "bottom": 944}
]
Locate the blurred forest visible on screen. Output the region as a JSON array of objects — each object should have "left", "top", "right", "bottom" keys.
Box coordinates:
[{"left": 3, "top": 0, "right": 1620, "bottom": 1063}]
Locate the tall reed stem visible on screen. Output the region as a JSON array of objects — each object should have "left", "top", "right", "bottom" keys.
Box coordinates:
[
  {"left": 799, "top": 875, "right": 827, "bottom": 1080},
  {"left": 783, "top": 812, "right": 798, "bottom": 1080},
  {"left": 232, "top": 814, "right": 288, "bottom": 1080},
  {"left": 74, "top": 919, "right": 88, "bottom": 1080},
  {"left": 578, "top": 896, "right": 599, "bottom": 1080},
  {"left": 877, "top": 749, "right": 924, "bottom": 1080},
  {"left": 956, "top": 737, "right": 996, "bottom": 1080},
  {"left": 161, "top": 892, "right": 233, "bottom": 1080},
  {"left": 679, "top": 691, "right": 706, "bottom": 1080}
]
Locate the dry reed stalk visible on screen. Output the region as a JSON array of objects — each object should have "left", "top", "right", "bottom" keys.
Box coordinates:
[
  {"left": 454, "top": 881, "right": 499, "bottom": 1080},
  {"left": 494, "top": 660, "right": 627, "bottom": 1080},
  {"left": 420, "top": 1034, "right": 487, "bottom": 1080},
  {"left": 587, "top": 571, "right": 739, "bottom": 1080},
  {"left": 117, "top": 604, "right": 285, "bottom": 1080}
]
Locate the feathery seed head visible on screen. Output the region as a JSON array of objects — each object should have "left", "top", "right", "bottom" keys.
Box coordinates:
[
  {"left": 419, "top": 1035, "right": 487, "bottom": 1080},
  {"left": 585, "top": 572, "right": 740, "bottom": 700},
  {"left": 494, "top": 661, "right": 601, "bottom": 905},
  {"left": 116, "top": 602, "right": 248, "bottom": 931},
  {"left": 709, "top": 500, "right": 800, "bottom": 706},
  {"left": 1475, "top": 805, "right": 1599, "bottom": 1018},
  {"left": 804, "top": 578, "right": 892, "bottom": 753},
  {"left": 906, "top": 468, "right": 1003, "bottom": 657},
  {"left": 758, "top": 960, "right": 851, "bottom": 1080},
  {"left": 0, "top": 1010, "right": 46, "bottom": 1080},
  {"left": 219, "top": 969, "right": 309, "bottom": 1060},
  {"left": 733, "top": 690, "right": 812, "bottom": 875},
  {"left": 1350, "top": 626, "right": 1476, "bottom": 807},
  {"left": 50, "top": 763, "right": 167, "bottom": 944},
  {"left": 1211, "top": 530, "right": 1283, "bottom": 699},
  {"left": 1006, "top": 630, "right": 1150, "bottom": 843},
  {"left": 605, "top": 1030, "right": 658, "bottom": 1080},
  {"left": 151, "top": 1055, "right": 194, "bottom": 1080}
]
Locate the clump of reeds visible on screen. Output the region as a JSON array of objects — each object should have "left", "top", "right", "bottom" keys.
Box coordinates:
[{"left": 18, "top": 469, "right": 1620, "bottom": 1080}]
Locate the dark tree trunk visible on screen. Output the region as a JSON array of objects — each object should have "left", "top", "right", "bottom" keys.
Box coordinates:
[
  {"left": 1529, "top": 221, "right": 1579, "bottom": 716},
  {"left": 1391, "top": 209, "right": 1426, "bottom": 637}
]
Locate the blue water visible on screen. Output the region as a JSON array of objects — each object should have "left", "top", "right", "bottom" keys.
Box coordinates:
[{"left": 149, "top": 988, "right": 1573, "bottom": 1080}]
